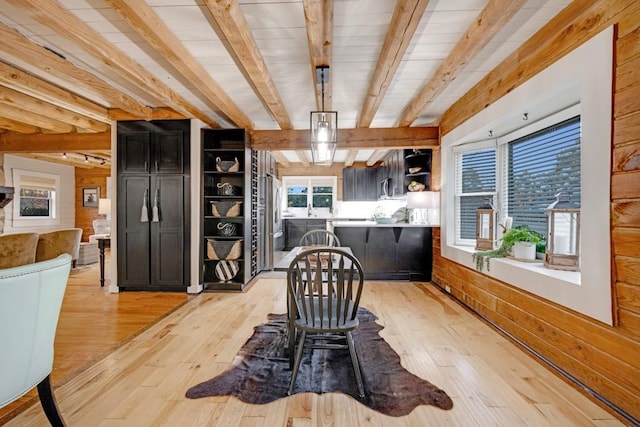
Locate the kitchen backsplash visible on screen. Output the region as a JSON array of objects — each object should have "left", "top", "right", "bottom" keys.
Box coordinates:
[{"left": 283, "top": 199, "right": 407, "bottom": 219}]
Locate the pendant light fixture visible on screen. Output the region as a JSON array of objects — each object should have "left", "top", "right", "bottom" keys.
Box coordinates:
[{"left": 310, "top": 65, "right": 337, "bottom": 166}]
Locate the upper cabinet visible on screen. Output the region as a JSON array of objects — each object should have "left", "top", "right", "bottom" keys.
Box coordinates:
[
  {"left": 342, "top": 167, "right": 385, "bottom": 201},
  {"left": 118, "top": 126, "right": 184, "bottom": 174},
  {"left": 387, "top": 150, "right": 405, "bottom": 197}
]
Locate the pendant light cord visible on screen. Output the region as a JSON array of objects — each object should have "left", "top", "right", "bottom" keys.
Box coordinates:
[{"left": 320, "top": 67, "right": 325, "bottom": 112}]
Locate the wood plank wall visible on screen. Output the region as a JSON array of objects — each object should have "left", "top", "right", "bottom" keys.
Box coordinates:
[
  {"left": 75, "top": 168, "right": 109, "bottom": 241},
  {"left": 434, "top": 0, "right": 640, "bottom": 421}
]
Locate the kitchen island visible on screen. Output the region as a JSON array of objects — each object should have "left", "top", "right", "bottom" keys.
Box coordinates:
[{"left": 329, "top": 221, "right": 434, "bottom": 281}]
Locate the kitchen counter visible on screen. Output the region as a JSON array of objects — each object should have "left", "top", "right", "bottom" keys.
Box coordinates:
[
  {"left": 329, "top": 220, "right": 438, "bottom": 227},
  {"left": 333, "top": 224, "right": 432, "bottom": 281}
]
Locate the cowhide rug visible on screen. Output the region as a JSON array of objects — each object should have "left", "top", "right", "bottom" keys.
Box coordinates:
[{"left": 186, "top": 308, "right": 453, "bottom": 417}]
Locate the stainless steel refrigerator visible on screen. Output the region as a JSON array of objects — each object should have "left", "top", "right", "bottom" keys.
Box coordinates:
[{"left": 258, "top": 174, "right": 283, "bottom": 271}]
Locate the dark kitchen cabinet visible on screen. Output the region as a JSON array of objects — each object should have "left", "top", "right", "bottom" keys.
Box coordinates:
[
  {"left": 342, "top": 167, "right": 383, "bottom": 201},
  {"left": 334, "top": 225, "right": 432, "bottom": 281},
  {"left": 284, "top": 219, "right": 327, "bottom": 250},
  {"left": 118, "top": 129, "right": 183, "bottom": 174},
  {"left": 342, "top": 168, "right": 357, "bottom": 201},
  {"left": 117, "top": 120, "right": 190, "bottom": 291},
  {"left": 381, "top": 150, "right": 405, "bottom": 197}
]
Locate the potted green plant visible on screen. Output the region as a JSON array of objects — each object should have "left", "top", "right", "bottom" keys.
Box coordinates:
[
  {"left": 472, "top": 226, "right": 542, "bottom": 271},
  {"left": 536, "top": 240, "right": 546, "bottom": 260}
]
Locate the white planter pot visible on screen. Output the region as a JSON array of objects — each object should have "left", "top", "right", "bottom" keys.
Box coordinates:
[{"left": 512, "top": 241, "right": 536, "bottom": 260}]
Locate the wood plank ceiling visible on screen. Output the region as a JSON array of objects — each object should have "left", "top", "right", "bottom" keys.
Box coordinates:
[{"left": 0, "top": 0, "right": 571, "bottom": 169}]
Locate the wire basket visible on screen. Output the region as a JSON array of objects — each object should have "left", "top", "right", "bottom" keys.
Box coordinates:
[
  {"left": 216, "top": 182, "right": 241, "bottom": 196},
  {"left": 216, "top": 222, "right": 238, "bottom": 237},
  {"left": 207, "top": 239, "right": 242, "bottom": 260}
]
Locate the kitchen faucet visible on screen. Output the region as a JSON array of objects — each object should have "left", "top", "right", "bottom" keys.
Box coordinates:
[{"left": 307, "top": 204, "right": 312, "bottom": 217}]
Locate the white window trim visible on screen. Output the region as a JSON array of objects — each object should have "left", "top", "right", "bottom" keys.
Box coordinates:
[
  {"left": 11, "top": 168, "right": 61, "bottom": 227},
  {"left": 282, "top": 176, "right": 337, "bottom": 214},
  {"left": 441, "top": 27, "right": 613, "bottom": 325},
  {"left": 454, "top": 142, "right": 498, "bottom": 246}
]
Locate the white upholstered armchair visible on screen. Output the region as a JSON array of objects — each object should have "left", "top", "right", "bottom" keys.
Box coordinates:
[
  {"left": 0, "top": 253, "right": 72, "bottom": 426},
  {"left": 89, "top": 219, "right": 111, "bottom": 243}
]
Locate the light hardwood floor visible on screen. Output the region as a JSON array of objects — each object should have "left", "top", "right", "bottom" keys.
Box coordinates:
[{"left": 4, "top": 259, "right": 625, "bottom": 426}]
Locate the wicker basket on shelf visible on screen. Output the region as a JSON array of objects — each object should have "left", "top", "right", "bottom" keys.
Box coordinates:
[
  {"left": 211, "top": 201, "right": 242, "bottom": 217},
  {"left": 207, "top": 239, "right": 242, "bottom": 260},
  {"left": 216, "top": 157, "right": 240, "bottom": 172}
]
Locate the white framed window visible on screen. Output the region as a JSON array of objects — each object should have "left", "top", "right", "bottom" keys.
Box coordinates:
[
  {"left": 441, "top": 27, "right": 613, "bottom": 325},
  {"left": 454, "top": 142, "right": 497, "bottom": 245},
  {"left": 283, "top": 176, "right": 337, "bottom": 213},
  {"left": 502, "top": 115, "right": 581, "bottom": 236},
  {"left": 454, "top": 111, "right": 581, "bottom": 246},
  {"left": 11, "top": 169, "right": 61, "bottom": 227}
]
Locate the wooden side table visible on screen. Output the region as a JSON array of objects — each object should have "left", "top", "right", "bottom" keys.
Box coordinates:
[{"left": 96, "top": 237, "right": 111, "bottom": 287}]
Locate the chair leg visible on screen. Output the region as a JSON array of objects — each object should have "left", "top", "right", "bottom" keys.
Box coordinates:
[
  {"left": 346, "top": 331, "right": 365, "bottom": 398},
  {"left": 287, "top": 299, "right": 296, "bottom": 368},
  {"left": 287, "top": 330, "right": 306, "bottom": 396},
  {"left": 37, "top": 375, "right": 66, "bottom": 427}
]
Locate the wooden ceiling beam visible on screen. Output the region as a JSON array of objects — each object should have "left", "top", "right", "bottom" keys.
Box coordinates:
[
  {"left": 0, "top": 103, "right": 74, "bottom": 133},
  {"left": 0, "top": 23, "right": 152, "bottom": 120},
  {"left": 398, "top": 0, "right": 527, "bottom": 127},
  {"left": 7, "top": 0, "right": 220, "bottom": 129},
  {"left": 278, "top": 162, "right": 345, "bottom": 177},
  {"left": 294, "top": 151, "right": 311, "bottom": 166},
  {"left": 0, "top": 132, "right": 110, "bottom": 152},
  {"left": 0, "top": 117, "right": 39, "bottom": 134},
  {"left": 250, "top": 126, "right": 439, "bottom": 150},
  {"left": 19, "top": 153, "right": 108, "bottom": 169},
  {"left": 108, "top": 108, "right": 185, "bottom": 121},
  {"left": 366, "top": 149, "right": 389, "bottom": 166},
  {"left": 269, "top": 151, "right": 291, "bottom": 167},
  {"left": 0, "top": 86, "right": 108, "bottom": 133},
  {"left": 303, "top": 0, "right": 334, "bottom": 110},
  {"left": 358, "top": 0, "right": 430, "bottom": 128},
  {"left": 0, "top": 61, "right": 109, "bottom": 123},
  {"left": 202, "top": 0, "right": 292, "bottom": 129},
  {"left": 105, "top": 0, "right": 252, "bottom": 129},
  {"left": 344, "top": 150, "right": 358, "bottom": 167}
]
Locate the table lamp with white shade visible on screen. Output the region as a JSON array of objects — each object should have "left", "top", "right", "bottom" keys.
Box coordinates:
[
  {"left": 98, "top": 198, "right": 111, "bottom": 220},
  {"left": 406, "top": 191, "right": 440, "bottom": 225}
]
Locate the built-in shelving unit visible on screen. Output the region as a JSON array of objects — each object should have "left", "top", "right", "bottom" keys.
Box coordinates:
[
  {"left": 201, "top": 129, "right": 252, "bottom": 291},
  {"left": 404, "top": 149, "right": 432, "bottom": 191}
]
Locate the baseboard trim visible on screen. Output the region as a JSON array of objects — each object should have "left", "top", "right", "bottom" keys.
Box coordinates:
[{"left": 429, "top": 280, "right": 640, "bottom": 427}]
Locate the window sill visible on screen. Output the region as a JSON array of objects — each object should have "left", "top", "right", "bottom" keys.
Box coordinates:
[{"left": 444, "top": 244, "right": 580, "bottom": 288}]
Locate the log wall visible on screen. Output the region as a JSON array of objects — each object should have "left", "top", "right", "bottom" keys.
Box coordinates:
[
  {"left": 435, "top": 0, "right": 640, "bottom": 421},
  {"left": 75, "top": 168, "right": 109, "bottom": 241}
]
